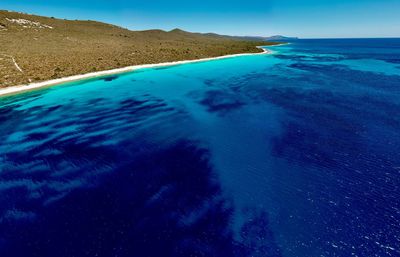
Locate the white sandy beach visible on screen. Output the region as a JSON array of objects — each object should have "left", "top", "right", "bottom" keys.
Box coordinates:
[{"left": 0, "top": 46, "right": 273, "bottom": 97}]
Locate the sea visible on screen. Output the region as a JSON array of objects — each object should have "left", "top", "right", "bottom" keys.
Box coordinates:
[{"left": 0, "top": 38, "right": 399, "bottom": 257}]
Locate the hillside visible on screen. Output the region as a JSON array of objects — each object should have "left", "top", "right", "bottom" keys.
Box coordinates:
[{"left": 0, "top": 10, "right": 278, "bottom": 88}]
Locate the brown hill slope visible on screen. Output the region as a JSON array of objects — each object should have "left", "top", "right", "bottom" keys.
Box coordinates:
[{"left": 0, "top": 10, "right": 278, "bottom": 88}]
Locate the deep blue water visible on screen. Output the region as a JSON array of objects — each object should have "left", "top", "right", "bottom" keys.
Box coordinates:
[{"left": 1, "top": 38, "right": 400, "bottom": 257}]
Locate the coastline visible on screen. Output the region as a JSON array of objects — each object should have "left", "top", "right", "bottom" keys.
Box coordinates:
[{"left": 0, "top": 46, "right": 276, "bottom": 98}]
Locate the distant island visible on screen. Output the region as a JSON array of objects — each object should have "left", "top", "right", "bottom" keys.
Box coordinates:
[
  {"left": 201, "top": 33, "right": 299, "bottom": 42},
  {"left": 0, "top": 10, "right": 281, "bottom": 89},
  {"left": 264, "top": 35, "right": 299, "bottom": 41}
]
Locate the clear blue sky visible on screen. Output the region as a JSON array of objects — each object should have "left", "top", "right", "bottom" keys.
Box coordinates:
[{"left": 1, "top": 0, "right": 399, "bottom": 38}]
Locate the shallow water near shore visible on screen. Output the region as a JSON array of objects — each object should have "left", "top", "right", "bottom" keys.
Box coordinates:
[{"left": 1, "top": 39, "right": 400, "bottom": 257}]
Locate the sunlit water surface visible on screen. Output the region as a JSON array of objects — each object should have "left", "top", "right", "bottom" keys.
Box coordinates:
[{"left": 1, "top": 39, "right": 400, "bottom": 257}]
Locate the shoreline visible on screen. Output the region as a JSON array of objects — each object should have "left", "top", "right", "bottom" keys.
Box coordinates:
[{"left": 0, "top": 45, "right": 279, "bottom": 97}]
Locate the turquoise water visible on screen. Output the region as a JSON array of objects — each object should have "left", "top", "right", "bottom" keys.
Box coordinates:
[{"left": 1, "top": 39, "right": 400, "bottom": 257}]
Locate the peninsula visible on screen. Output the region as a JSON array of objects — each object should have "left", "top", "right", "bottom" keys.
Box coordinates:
[{"left": 0, "top": 10, "right": 279, "bottom": 90}]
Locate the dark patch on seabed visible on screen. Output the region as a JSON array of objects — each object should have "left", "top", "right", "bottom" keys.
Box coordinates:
[
  {"left": 103, "top": 75, "right": 119, "bottom": 82},
  {"left": 0, "top": 139, "right": 281, "bottom": 257},
  {"left": 199, "top": 89, "right": 245, "bottom": 114}
]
